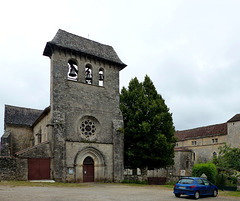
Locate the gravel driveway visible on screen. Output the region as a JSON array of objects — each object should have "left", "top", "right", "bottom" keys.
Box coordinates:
[{"left": 0, "top": 183, "right": 238, "bottom": 201}]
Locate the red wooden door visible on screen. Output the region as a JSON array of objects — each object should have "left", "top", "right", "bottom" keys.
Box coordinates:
[
  {"left": 28, "top": 158, "right": 50, "bottom": 180},
  {"left": 83, "top": 157, "right": 94, "bottom": 182}
]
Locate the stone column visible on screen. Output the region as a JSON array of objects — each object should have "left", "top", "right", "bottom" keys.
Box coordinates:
[{"left": 112, "top": 120, "right": 124, "bottom": 182}]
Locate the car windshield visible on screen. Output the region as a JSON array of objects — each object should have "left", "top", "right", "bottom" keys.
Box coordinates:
[{"left": 178, "top": 178, "right": 194, "bottom": 184}]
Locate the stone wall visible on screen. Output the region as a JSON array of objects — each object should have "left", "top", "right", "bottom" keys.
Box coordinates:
[
  {"left": 33, "top": 112, "right": 50, "bottom": 145},
  {"left": 5, "top": 125, "right": 33, "bottom": 155},
  {"left": 0, "top": 157, "right": 17, "bottom": 180},
  {"left": 173, "top": 150, "right": 193, "bottom": 176},
  {"left": 176, "top": 135, "right": 227, "bottom": 163},
  {"left": 227, "top": 121, "right": 240, "bottom": 148}
]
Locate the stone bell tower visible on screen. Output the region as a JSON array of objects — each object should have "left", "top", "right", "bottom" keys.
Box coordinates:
[{"left": 43, "top": 29, "right": 126, "bottom": 182}]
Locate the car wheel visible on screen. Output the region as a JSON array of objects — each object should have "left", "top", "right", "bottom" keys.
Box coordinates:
[
  {"left": 194, "top": 191, "right": 200, "bottom": 199},
  {"left": 213, "top": 189, "right": 218, "bottom": 197},
  {"left": 175, "top": 193, "right": 180, "bottom": 197}
]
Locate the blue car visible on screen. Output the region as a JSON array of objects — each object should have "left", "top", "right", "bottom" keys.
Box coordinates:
[{"left": 173, "top": 177, "right": 218, "bottom": 199}]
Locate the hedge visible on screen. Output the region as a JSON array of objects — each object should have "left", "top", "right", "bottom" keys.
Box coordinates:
[{"left": 192, "top": 162, "right": 217, "bottom": 184}]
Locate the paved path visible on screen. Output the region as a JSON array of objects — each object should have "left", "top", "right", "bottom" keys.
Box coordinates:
[{"left": 0, "top": 183, "right": 238, "bottom": 201}]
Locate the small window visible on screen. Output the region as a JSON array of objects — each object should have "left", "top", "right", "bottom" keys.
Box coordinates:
[
  {"left": 192, "top": 141, "right": 197, "bottom": 145},
  {"left": 203, "top": 179, "right": 210, "bottom": 186},
  {"left": 213, "top": 152, "right": 217, "bottom": 157},
  {"left": 212, "top": 139, "right": 215, "bottom": 143},
  {"left": 85, "top": 64, "right": 92, "bottom": 84},
  {"left": 68, "top": 60, "right": 78, "bottom": 80},
  {"left": 99, "top": 68, "right": 104, "bottom": 86},
  {"left": 36, "top": 129, "right": 42, "bottom": 144},
  {"left": 192, "top": 152, "right": 196, "bottom": 161},
  {"left": 197, "top": 179, "right": 204, "bottom": 185},
  {"left": 215, "top": 138, "right": 218, "bottom": 143}
]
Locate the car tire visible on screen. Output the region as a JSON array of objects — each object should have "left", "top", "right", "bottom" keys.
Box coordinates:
[
  {"left": 175, "top": 193, "right": 180, "bottom": 197},
  {"left": 213, "top": 189, "right": 218, "bottom": 197},
  {"left": 194, "top": 191, "right": 200, "bottom": 199}
]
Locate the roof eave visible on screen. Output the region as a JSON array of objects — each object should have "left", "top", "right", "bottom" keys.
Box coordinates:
[{"left": 43, "top": 42, "right": 127, "bottom": 70}]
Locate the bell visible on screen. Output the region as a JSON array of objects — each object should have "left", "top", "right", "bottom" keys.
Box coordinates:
[
  {"left": 86, "top": 73, "right": 92, "bottom": 81},
  {"left": 69, "top": 66, "right": 77, "bottom": 77},
  {"left": 99, "top": 74, "right": 104, "bottom": 81}
]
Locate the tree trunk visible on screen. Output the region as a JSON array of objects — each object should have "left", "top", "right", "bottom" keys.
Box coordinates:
[{"left": 141, "top": 166, "right": 148, "bottom": 182}]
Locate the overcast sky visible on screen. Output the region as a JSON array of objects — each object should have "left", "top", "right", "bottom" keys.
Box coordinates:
[{"left": 1, "top": 0, "right": 240, "bottom": 137}]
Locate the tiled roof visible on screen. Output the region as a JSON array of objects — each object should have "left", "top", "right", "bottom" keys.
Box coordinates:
[
  {"left": 4, "top": 105, "right": 43, "bottom": 127},
  {"left": 227, "top": 114, "right": 240, "bottom": 123},
  {"left": 43, "top": 29, "right": 127, "bottom": 69},
  {"left": 15, "top": 141, "right": 49, "bottom": 156},
  {"left": 175, "top": 123, "right": 227, "bottom": 141}
]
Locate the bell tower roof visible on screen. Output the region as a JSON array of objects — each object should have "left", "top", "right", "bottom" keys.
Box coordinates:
[{"left": 43, "top": 29, "right": 127, "bottom": 70}]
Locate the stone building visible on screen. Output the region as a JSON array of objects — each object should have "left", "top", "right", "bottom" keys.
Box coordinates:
[
  {"left": 1, "top": 29, "right": 126, "bottom": 182},
  {"left": 172, "top": 114, "right": 240, "bottom": 177}
]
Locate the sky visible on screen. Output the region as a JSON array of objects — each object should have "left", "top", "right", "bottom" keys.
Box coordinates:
[{"left": 1, "top": 0, "right": 240, "bottom": 137}]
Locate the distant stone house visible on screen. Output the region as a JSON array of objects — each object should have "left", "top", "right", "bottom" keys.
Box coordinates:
[
  {"left": 1, "top": 29, "right": 126, "bottom": 182},
  {"left": 172, "top": 115, "right": 240, "bottom": 177}
]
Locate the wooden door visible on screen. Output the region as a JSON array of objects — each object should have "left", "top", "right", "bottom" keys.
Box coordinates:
[
  {"left": 28, "top": 158, "right": 50, "bottom": 180},
  {"left": 83, "top": 157, "right": 94, "bottom": 182}
]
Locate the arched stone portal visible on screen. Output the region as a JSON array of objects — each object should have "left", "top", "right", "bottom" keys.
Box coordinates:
[{"left": 74, "top": 147, "right": 105, "bottom": 182}]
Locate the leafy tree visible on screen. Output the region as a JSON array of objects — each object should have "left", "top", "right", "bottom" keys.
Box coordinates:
[
  {"left": 120, "top": 75, "right": 176, "bottom": 178},
  {"left": 213, "top": 144, "right": 240, "bottom": 173}
]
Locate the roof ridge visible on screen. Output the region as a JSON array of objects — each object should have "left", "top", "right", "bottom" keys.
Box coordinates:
[
  {"left": 5, "top": 104, "right": 43, "bottom": 112},
  {"left": 176, "top": 122, "right": 226, "bottom": 133},
  {"left": 58, "top": 29, "right": 112, "bottom": 48}
]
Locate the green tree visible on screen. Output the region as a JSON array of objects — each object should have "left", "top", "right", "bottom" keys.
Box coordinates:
[
  {"left": 213, "top": 144, "right": 240, "bottom": 173},
  {"left": 120, "top": 75, "right": 176, "bottom": 178}
]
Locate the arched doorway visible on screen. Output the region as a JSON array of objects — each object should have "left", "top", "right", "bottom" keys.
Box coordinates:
[{"left": 83, "top": 156, "right": 94, "bottom": 182}]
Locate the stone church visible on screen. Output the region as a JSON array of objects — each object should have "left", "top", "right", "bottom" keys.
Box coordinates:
[{"left": 1, "top": 29, "right": 127, "bottom": 182}]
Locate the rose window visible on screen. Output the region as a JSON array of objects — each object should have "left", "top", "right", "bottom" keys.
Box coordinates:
[{"left": 80, "top": 119, "right": 96, "bottom": 137}]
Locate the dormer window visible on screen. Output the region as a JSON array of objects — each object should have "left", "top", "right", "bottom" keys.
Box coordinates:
[
  {"left": 99, "top": 68, "right": 104, "bottom": 86},
  {"left": 68, "top": 59, "right": 78, "bottom": 81},
  {"left": 85, "top": 64, "right": 92, "bottom": 84}
]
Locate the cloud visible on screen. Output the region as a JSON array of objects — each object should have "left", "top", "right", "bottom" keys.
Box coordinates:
[{"left": 1, "top": 0, "right": 240, "bottom": 136}]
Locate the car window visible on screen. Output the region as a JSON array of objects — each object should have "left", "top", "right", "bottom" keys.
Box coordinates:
[
  {"left": 196, "top": 179, "right": 204, "bottom": 185},
  {"left": 178, "top": 179, "right": 194, "bottom": 184},
  {"left": 203, "top": 179, "right": 210, "bottom": 186}
]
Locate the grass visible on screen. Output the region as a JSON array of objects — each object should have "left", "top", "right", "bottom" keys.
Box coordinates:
[
  {"left": 218, "top": 190, "right": 240, "bottom": 197},
  {"left": 0, "top": 180, "right": 87, "bottom": 188}
]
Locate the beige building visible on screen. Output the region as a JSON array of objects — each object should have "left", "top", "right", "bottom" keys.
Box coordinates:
[{"left": 173, "top": 114, "right": 240, "bottom": 177}]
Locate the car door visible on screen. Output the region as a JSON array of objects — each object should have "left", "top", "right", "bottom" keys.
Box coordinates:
[
  {"left": 196, "top": 179, "right": 207, "bottom": 195},
  {"left": 202, "top": 179, "right": 213, "bottom": 195}
]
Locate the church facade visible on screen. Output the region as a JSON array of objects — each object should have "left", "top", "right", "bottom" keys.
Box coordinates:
[{"left": 1, "top": 30, "right": 126, "bottom": 182}]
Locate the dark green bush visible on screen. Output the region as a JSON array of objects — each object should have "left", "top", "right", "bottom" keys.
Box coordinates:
[
  {"left": 216, "top": 173, "right": 226, "bottom": 187},
  {"left": 192, "top": 162, "right": 217, "bottom": 184}
]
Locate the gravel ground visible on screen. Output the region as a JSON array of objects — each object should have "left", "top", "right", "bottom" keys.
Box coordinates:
[{"left": 0, "top": 183, "right": 238, "bottom": 201}]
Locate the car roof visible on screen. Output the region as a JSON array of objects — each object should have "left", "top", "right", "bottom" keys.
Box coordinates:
[{"left": 180, "top": 177, "right": 206, "bottom": 180}]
